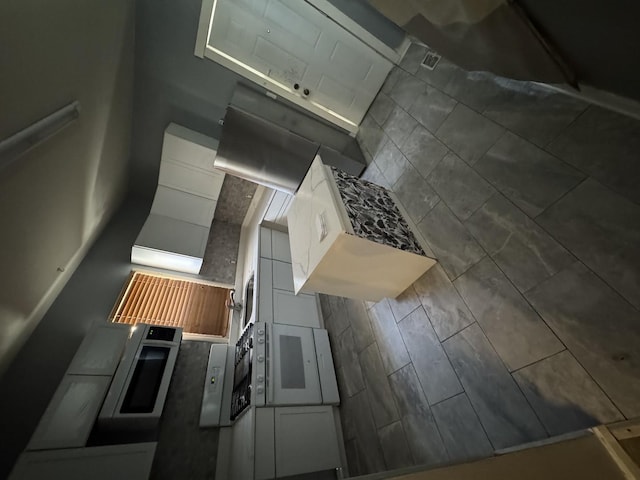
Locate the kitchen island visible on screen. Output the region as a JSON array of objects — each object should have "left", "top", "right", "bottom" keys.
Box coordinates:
[{"left": 287, "top": 156, "right": 437, "bottom": 302}]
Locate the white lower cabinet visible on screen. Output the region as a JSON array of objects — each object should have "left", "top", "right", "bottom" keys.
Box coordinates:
[
  {"left": 271, "top": 230, "right": 292, "bottom": 263},
  {"left": 274, "top": 406, "right": 341, "bottom": 478},
  {"left": 10, "top": 443, "right": 156, "bottom": 480},
  {"left": 259, "top": 254, "right": 322, "bottom": 329},
  {"left": 273, "top": 289, "right": 321, "bottom": 329},
  {"left": 255, "top": 409, "right": 275, "bottom": 480},
  {"left": 253, "top": 406, "right": 341, "bottom": 479}
]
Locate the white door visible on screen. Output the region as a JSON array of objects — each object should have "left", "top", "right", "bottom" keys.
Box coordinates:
[{"left": 205, "top": 0, "right": 392, "bottom": 132}]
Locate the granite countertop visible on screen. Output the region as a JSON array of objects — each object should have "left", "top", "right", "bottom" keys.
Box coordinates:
[{"left": 331, "top": 167, "right": 426, "bottom": 256}]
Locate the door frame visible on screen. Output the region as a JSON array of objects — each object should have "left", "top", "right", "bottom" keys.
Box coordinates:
[{"left": 194, "top": 0, "right": 407, "bottom": 133}]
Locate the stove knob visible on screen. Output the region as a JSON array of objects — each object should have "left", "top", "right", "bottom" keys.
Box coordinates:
[
  {"left": 257, "top": 375, "right": 264, "bottom": 383},
  {"left": 257, "top": 354, "right": 265, "bottom": 362},
  {"left": 257, "top": 328, "right": 265, "bottom": 336},
  {"left": 257, "top": 337, "right": 265, "bottom": 344},
  {"left": 256, "top": 386, "right": 264, "bottom": 394}
]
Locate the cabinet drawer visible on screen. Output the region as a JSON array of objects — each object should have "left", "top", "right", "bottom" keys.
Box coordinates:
[
  {"left": 273, "top": 289, "right": 321, "bottom": 328},
  {"left": 272, "top": 260, "right": 294, "bottom": 292},
  {"left": 271, "top": 230, "right": 291, "bottom": 263},
  {"left": 150, "top": 186, "right": 217, "bottom": 227},
  {"left": 259, "top": 227, "right": 272, "bottom": 259},
  {"left": 158, "top": 160, "right": 225, "bottom": 200}
]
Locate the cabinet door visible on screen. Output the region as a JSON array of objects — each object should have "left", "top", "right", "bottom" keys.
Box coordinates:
[
  {"left": 11, "top": 443, "right": 156, "bottom": 480},
  {"left": 158, "top": 159, "right": 225, "bottom": 199},
  {"left": 272, "top": 260, "right": 294, "bottom": 292},
  {"left": 274, "top": 406, "right": 341, "bottom": 478},
  {"left": 258, "top": 258, "right": 274, "bottom": 323},
  {"left": 150, "top": 185, "right": 217, "bottom": 227},
  {"left": 28, "top": 375, "right": 111, "bottom": 450},
  {"left": 271, "top": 230, "right": 292, "bottom": 263},
  {"left": 273, "top": 289, "right": 321, "bottom": 328},
  {"left": 67, "top": 324, "right": 128, "bottom": 376},
  {"left": 259, "top": 227, "right": 272, "bottom": 259}
]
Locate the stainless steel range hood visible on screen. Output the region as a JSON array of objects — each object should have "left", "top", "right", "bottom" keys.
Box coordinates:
[
  {"left": 214, "top": 85, "right": 366, "bottom": 194},
  {"left": 214, "top": 107, "right": 318, "bottom": 195}
]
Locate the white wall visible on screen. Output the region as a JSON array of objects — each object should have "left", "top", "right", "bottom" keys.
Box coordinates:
[
  {"left": 0, "top": 0, "right": 135, "bottom": 375},
  {"left": 131, "top": 0, "right": 245, "bottom": 197}
]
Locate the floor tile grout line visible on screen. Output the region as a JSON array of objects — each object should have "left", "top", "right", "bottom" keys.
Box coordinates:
[
  {"left": 509, "top": 359, "right": 553, "bottom": 439},
  {"left": 449, "top": 117, "right": 589, "bottom": 221},
  {"left": 396, "top": 306, "right": 463, "bottom": 407},
  {"left": 440, "top": 302, "right": 557, "bottom": 442},
  {"left": 406, "top": 360, "right": 451, "bottom": 460},
  {"left": 414, "top": 290, "right": 466, "bottom": 344},
  {"left": 389, "top": 303, "right": 422, "bottom": 325},
  {"left": 357, "top": 387, "right": 390, "bottom": 471},
  {"left": 428, "top": 390, "right": 466, "bottom": 409},
  {"left": 389, "top": 66, "right": 459, "bottom": 136},
  {"left": 515, "top": 256, "right": 638, "bottom": 417},
  {"left": 532, "top": 175, "right": 589, "bottom": 222},
  {"left": 519, "top": 266, "right": 635, "bottom": 420},
  {"left": 541, "top": 102, "right": 591, "bottom": 151},
  {"left": 461, "top": 189, "right": 577, "bottom": 296},
  {"left": 438, "top": 321, "right": 499, "bottom": 451},
  {"left": 463, "top": 249, "right": 569, "bottom": 356},
  {"left": 507, "top": 348, "right": 568, "bottom": 375},
  {"left": 446, "top": 251, "right": 488, "bottom": 284},
  {"left": 465, "top": 127, "right": 510, "bottom": 168},
  {"left": 365, "top": 299, "right": 411, "bottom": 378},
  {"left": 528, "top": 179, "right": 640, "bottom": 315},
  {"left": 485, "top": 119, "right": 590, "bottom": 182},
  {"left": 435, "top": 118, "right": 507, "bottom": 170},
  {"left": 545, "top": 342, "right": 628, "bottom": 421},
  {"left": 389, "top": 304, "right": 434, "bottom": 406},
  {"left": 369, "top": 339, "right": 403, "bottom": 425},
  {"left": 442, "top": 283, "right": 552, "bottom": 440},
  {"left": 395, "top": 416, "right": 419, "bottom": 466}
]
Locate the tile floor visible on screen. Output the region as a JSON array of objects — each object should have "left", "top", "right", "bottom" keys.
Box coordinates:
[{"left": 323, "top": 42, "right": 640, "bottom": 477}]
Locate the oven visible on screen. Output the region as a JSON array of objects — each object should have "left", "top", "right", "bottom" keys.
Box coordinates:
[
  {"left": 99, "top": 324, "right": 182, "bottom": 430},
  {"left": 230, "top": 321, "right": 338, "bottom": 421}
]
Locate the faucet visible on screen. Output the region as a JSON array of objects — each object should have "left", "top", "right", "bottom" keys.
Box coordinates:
[{"left": 227, "top": 289, "right": 243, "bottom": 311}]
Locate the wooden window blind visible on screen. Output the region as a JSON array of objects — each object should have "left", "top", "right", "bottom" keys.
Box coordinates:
[{"left": 111, "top": 272, "right": 230, "bottom": 337}]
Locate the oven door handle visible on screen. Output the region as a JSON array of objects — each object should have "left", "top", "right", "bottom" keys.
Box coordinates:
[{"left": 266, "top": 323, "right": 274, "bottom": 405}]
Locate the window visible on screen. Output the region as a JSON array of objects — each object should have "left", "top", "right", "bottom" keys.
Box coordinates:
[{"left": 111, "top": 272, "right": 231, "bottom": 337}]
